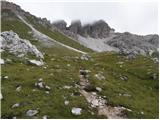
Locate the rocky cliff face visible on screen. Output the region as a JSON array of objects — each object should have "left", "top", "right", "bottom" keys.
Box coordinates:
[
  {"left": 53, "top": 20, "right": 67, "bottom": 30},
  {"left": 106, "top": 32, "right": 159, "bottom": 57},
  {"left": 53, "top": 19, "right": 158, "bottom": 57},
  {"left": 53, "top": 20, "right": 114, "bottom": 38},
  {"left": 81, "top": 20, "right": 114, "bottom": 38}
]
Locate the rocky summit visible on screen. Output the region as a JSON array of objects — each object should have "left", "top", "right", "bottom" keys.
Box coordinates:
[{"left": 53, "top": 20, "right": 158, "bottom": 57}]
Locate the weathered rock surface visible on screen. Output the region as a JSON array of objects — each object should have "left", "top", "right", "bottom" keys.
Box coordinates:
[
  {"left": 106, "top": 32, "right": 159, "bottom": 57},
  {"left": 95, "top": 73, "right": 105, "bottom": 80},
  {"left": 53, "top": 19, "right": 158, "bottom": 57},
  {"left": 29, "top": 60, "right": 44, "bottom": 66},
  {"left": 12, "top": 103, "right": 20, "bottom": 108},
  {"left": 71, "top": 107, "right": 82, "bottom": 115},
  {"left": 1, "top": 31, "right": 44, "bottom": 59},
  {"left": 0, "top": 58, "right": 5, "bottom": 64},
  {"left": 35, "top": 79, "right": 51, "bottom": 90},
  {"left": 0, "top": 93, "right": 3, "bottom": 100},
  {"left": 53, "top": 20, "right": 114, "bottom": 39},
  {"left": 26, "top": 109, "right": 39, "bottom": 117}
]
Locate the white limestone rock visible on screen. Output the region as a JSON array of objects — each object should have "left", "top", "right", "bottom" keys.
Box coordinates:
[
  {"left": 1, "top": 31, "right": 44, "bottom": 59},
  {"left": 29, "top": 59, "right": 44, "bottom": 66},
  {"left": 0, "top": 58, "right": 5, "bottom": 64},
  {"left": 71, "top": 107, "right": 82, "bottom": 115},
  {"left": 12, "top": 103, "right": 20, "bottom": 108},
  {"left": 26, "top": 109, "right": 39, "bottom": 117}
]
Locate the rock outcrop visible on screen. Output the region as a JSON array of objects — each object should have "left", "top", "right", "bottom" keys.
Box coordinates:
[
  {"left": 53, "top": 20, "right": 114, "bottom": 39},
  {"left": 1, "top": 31, "right": 44, "bottom": 59},
  {"left": 53, "top": 20, "right": 67, "bottom": 30},
  {"left": 106, "top": 32, "right": 159, "bottom": 57},
  {"left": 1, "top": 1, "right": 51, "bottom": 28},
  {"left": 80, "top": 20, "right": 114, "bottom": 38},
  {"left": 53, "top": 20, "right": 158, "bottom": 57}
]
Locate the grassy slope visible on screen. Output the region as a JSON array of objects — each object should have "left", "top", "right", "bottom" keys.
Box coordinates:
[
  {"left": 1, "top": 10, "right": 159, "bottom": 119},
  {"left": 25, "top": 15, "right": 93, "bottom": 53}
]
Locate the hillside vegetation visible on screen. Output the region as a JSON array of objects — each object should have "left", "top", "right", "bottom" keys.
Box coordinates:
[{"left": 1, "top": 9, "right": 159, "bottom": 119}]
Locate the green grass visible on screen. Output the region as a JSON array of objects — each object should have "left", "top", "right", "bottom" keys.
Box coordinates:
[
  {"left": 1, "top": 9, "right": 159, "bottom": 119},
  {"left": 1, "top": 49, "right": 158, "bottom": 118},
  {"left": 1, "top": 10, "right": 33, "bottom": 40}
]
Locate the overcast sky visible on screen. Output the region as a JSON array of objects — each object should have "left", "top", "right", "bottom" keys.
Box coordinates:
[{"left": 8, "top": 0, "right": 158, "bottom": 35}]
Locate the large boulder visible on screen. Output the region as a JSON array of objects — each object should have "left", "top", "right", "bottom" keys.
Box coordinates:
[{"left": 1, "top": 31, "right": 44, "bottom": 59}]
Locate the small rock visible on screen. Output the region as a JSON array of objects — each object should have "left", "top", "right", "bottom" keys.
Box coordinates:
[
  {"left": 45, "top": 91, "right": 50, "bottom": 94},
  {"left": 36, "top": 82, "right": 44, "bottom": 89},
  {"left": 12, "top": 103, "right": 20, "bottom": 108},
  {"left": 117, "top": 61, "right": 124, "bottom": 64},
  {"left": 79, "top": 69, "right": 91, "bottom": 78},
  {"left": 64, "top": 100, "right": 69, "bottom": 105},
  {"left": 38, "top": 78, "right": 43, "bottom": 82},
  {"left": 29, "top": 59, "right": 44, "bottom": 66},
  {"left": 71, "top": 107, "right": 82, "bottom": 115},
  {"left": 80, "top": 54, "right": 91, "bottom": 61},
  {"left": 42, "top": 115, "right": 48, "bottom": 119},
  {"left": 43, "top": 66, "right": 47, "bottom": 69},
  {"left": 120, "top": 75, "right": 128, "bottom": 81},
  {"left": 103, "top": 96, "right": 106, "bottom": 98},
  {"left": 4, "top": 76, "right": 9, "bottom": 79},
  {"left": 32, "top": 89, "right": 37, "bottom": 92},
  {"left": 16, "top": 86, "right": 22, "bottom": 92},
  {"left": 63, "top": 85, "right": 72, "bottom": 89},
  {"left": 92, "top": 92, "right": 97, "bottom": 95},
  {"left": 123, "top": 93, "right": 131, "bottom": 97},
  {"left": 50, "top": 73, "right": 54, "bottom": 76},
  {"left": 153, "top": 73, "right": 157, "bottom": 80},
  {"left": 45, "top": 85, "right": 51, "bottom": 90},
  {"left": 67, "top": 64, "right": 71, "bottom": 67},
  {"left": 96, "top": 87, "right": 102, "bottom": 92},
  {"left": 6, "top": 58, "right": 12, "bottom": 63},
  {"left": 12, "top": 116, "right": 17, "bottom": 119},
  {"left": 0, "top": 93, "right": 3, "bottom": 100},
  {"left": 26, "top": 68, "right": 30, "bottom": 71},
  {"left": 95, "top": 73, "right": 105, "bottom": 80},
  {"left": 91, "top": 99, "right": 99, "bottom": 107},
  {"left": 26, "top": 109, "right": 39, "bottom": 117},
  {"left": 0, "top": 49, "right": 4, "bottom": 53},
  {"left": 51, "top": 58, "right": 55, "bottom": 61},
  {"left": 0, "top": 58, "right": 5, "bottom": 64}
]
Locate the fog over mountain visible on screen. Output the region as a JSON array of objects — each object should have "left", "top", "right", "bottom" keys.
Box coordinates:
[{"left": 7, "top": 0, "right": 158, "bottom": 35}]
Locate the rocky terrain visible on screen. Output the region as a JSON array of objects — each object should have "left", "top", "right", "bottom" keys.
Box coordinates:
[
  {"left": 53, "top": 20, "right": 158, "bottom": 58},
  {"left": 1, "top": 1, "right": 159, "bottom": 119},
  {"left": 1, "top": 31, "right": 44, "bottom": 59}
]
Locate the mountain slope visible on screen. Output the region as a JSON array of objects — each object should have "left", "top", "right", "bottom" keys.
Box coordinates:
[
  {"left": 1, "top": 1, "right": 159, "bottom": 119},
  {"left": 53, "top": 19, "right": 159, "bottom": 58}
]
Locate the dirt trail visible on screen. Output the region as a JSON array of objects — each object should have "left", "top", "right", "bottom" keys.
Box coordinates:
[
  {"left": 17, "top": 15, "right": 87, "bottom": 54},
  {"left": 79, "top": 69, "right": 127, "bottom": 119}
]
